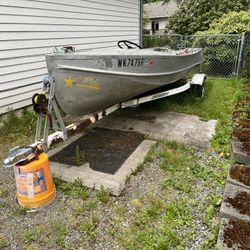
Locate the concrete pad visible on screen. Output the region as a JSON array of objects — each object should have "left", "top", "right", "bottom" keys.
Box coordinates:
[
  {"left": 232, "top": 141, "right": 250, "bottom": 165},
  {"left": 96, "top": 109, "right": 217, "bottom": 148},
  {"left": 217, "top": 218, "right": 250, "bottom": 250},
  {"left": 220, "top": 183, "right": 250, "bottom": 223},
  {"left": 48, "top": 135, "right": 156, "bottom": 196},
  {"left": 227, "top": 165, "right": 250, "bottom": 190}
]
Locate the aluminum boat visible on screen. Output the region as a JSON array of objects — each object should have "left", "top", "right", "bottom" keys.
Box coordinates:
[{"left": 46, "top": 40, "right": 203, "bottom": 116}]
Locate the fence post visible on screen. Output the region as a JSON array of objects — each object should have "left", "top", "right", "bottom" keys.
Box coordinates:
[{"left": 236, "top": 32, "right": 245, "bottom": 77}]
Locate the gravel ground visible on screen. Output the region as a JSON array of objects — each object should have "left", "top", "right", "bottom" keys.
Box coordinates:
[{"left": 0, "top": 142, "right": 228, "bottom": 250}]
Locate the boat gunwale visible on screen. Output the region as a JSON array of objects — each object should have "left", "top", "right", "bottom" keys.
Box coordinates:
[
  {"left": 56, "top": 61, "right": 202, "bottom": 77},
  {"left": 46, "top": 48, "right": 203, "bottom": 59}
]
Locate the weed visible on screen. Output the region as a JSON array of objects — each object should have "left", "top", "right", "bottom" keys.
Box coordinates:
[
  {"left": 124, "top": 199, "right": 193, "bottom": 249},
  {"left": 0, "top": 189, "right": 8, "bottom": 198},
  {"left": 159, "top": 141, "right": 197, "bottom": 173},
  {"left": 114, "top": 204, "right": 127, "bottom": 215},
  {"left": 202, "top": 195, "right": 222, "bottom": 226},
  {"left": 143, "top": 197, "right": 164, "bottom": 220},
  {"left": 162, "top": 175, "right": 193, "bottom": 193},
  {"left": 80, "top": 222, "right": 96, "bottom": 234},
  {"left": 0, "top": 235, "right": 9, "bottom": 249},
  {"left": 201, "top": 224, "right": 220, "bottom": 249},
  {"left": 84, "top": 198, "right": 98, "bottom": 211},
  {"left": 106, "top": 218, "right": 123, "bottom": 238},
  {"left": 238, "top": 111, "right": 248, "bottom": 120},
  {"left": 13, "top": 206, "right": 29, "bottom": 216},
  {"left": 22, "top": 227, "right": 42, "bottom": 244},
  {"left": 165, "top": 200, "right": 192, "bottom": 227},
  {"left": 95, "top": 186, "right": 110, "bottom": 204},
  {"left": 0, "top": 201, "right": 6, "bottom": 209},
  {"left": 54, "top": 178, "right": 88, "bottom": 200},
  {"left": 51, "top": 222, "right": 67, "bottom": 246},
  {"left": 80, "top": 217, "right": 98, "bottom": 241},
  {"left": 132, "top": 144, "right": 156, "bottom": 175},
  {"left": 25, "top": 243, "right": 41, "bottom": 250},
  {"left": 75, "top": 145, "right": 86, "bottom": 166},
  {"left": 91, "top": 212, "right": 100, "bottom": 225},
  {"left": 211, "top": 114, "right": 233, "bottom": 153}
]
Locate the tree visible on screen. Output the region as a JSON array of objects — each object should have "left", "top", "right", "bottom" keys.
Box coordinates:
[
  {"left": 197, "top": 9, "right": 250, "bottom": 34},
  {"left": 167, "top": 0, "right": 250, "bottom": 35}
]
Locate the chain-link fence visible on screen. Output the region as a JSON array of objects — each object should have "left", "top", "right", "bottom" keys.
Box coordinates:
[
  {"left": 185, "top": 34, "right": 241, "bottom": 77},
  {"left": 144, "top": 34, "right": 183, "bottom": 50},
  {"left": 239, "top": 32, "right": 250, "bottom": 78},
  {"left": 143, "top": 33, "right": 248, "bottom": 78}
]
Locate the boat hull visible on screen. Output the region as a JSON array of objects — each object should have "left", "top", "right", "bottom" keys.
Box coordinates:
[{"left": 46, "top": 48, "right": 203, "bottom": 116}]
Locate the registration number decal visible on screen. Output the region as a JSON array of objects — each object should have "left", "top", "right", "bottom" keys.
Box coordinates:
[{"left": 118, "top": 58, "right": 144, "bottom": 68}]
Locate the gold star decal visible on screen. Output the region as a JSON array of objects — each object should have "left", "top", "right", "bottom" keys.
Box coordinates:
[{"left": 64, "top": 75, "right": 74, "bottom": 87}]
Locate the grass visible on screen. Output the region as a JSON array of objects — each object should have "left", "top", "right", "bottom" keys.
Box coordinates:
[
  {"left": 143, "top": 78, "right": 240, "bottom": 119},
  {"left": 202, "top": 194, "right": 222, "bottom": 226},
  {"left": 118, "top": 141, "right": 232, "bottom": 249},
  {"left": 54, "top": 177, "right": 88, "bottom": 200},
  {"left": 95, "top": 185, "right": 110, "bottom": 204},
  {"left": 51, "top": 222, "right": 68, "bottom": 246},
  {"left": 21, "top": 227, "right": 42, "bottom": 244},
  {"left": 0, "top": 235, "right": 9, "bottom": 249},
  {"left": 0, "top": 109, "right": 36, "bottom": 161}
]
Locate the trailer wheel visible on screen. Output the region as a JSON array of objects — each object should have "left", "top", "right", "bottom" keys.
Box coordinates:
[{"left": 192, "top": 85, "right": 204, "bottom": 98}]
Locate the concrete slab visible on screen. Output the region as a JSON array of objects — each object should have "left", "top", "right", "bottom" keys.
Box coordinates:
[
  {"left": 232, "top": 141, "right": 250, "bottom": 165},
  {"left": 96, "top": 109, "right": 217, "bottom": 148},
  {"left": 217, "top": 218, "right": 250, "bottom": 250},
  {"left": 49, "top": 135, "right": 156, "bottom": 196},
  {"left": 227, "top": 165, "right": 250, "bottom": 190},
  {"left": 220, "top": 183, "right": 250, "bottom": 223}
]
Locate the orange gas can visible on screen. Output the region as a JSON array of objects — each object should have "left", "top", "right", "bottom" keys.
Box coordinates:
[{"left": 14, "top": 153, "right": 56, "bottom": 208}]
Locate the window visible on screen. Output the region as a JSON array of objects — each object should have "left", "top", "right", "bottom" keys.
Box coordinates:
[{"left": 151, "top": 20, "right": 159, "bottom": 34}]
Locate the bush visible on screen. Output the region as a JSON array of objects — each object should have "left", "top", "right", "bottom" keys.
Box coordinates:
[
  {"left": 167, "top": 0, "right": 250, "bottom": 35},
  {"left": 196, "top": 10, "right": 250, "bottom": 77}
]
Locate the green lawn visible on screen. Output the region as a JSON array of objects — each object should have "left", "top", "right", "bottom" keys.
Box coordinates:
[{"left": 143, "top": 78, "right": 240, "bottom": 120}]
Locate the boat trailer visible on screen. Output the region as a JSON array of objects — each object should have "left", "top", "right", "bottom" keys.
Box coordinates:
[
  {"left": 3, "top": 73, "right": 205, "bottom": 168},
  {"left": 35, "top": 73, "right": 206, "bottom": 150}
]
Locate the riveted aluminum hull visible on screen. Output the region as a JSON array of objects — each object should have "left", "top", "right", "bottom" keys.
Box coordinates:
[{"left": 46, "top": 47, "right": 203, "bottom": 116}]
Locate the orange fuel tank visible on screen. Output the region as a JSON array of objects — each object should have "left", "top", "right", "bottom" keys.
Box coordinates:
[{"left": 14, "top": 153, "right": 56, "bottom": 208}]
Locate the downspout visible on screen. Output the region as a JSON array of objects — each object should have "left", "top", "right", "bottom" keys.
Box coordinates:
[{"left": 139, "top": 0, "right": 144, "bottom": 48}]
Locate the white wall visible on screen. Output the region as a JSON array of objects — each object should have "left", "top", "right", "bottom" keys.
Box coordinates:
[{"left": 0, "top": 0, "right": 140, "bottom": 114}]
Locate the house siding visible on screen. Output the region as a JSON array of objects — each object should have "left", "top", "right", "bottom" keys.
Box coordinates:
[{"left": 0, "top": 0, "right": 140, "bottom": 114}]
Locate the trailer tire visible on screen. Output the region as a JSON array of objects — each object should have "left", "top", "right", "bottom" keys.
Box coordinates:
[{"left": 192, "top": 85, "right": 204, "bottom": 98}]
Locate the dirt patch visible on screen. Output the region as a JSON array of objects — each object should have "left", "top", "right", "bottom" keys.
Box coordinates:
[
  {"left": 233, "top": 129, "right": 250, "bottom": 142},
  {"left": 50, "top": 127, "right": 145, "bottom": 175},
  {"left": 241, "top": 142, "right": 250, "bottom": 155},
  {"left": 225, "top": 192, "right": 250, "bottom": 217},
  {"left": 230, "top": 165, "right": 250, "bottom": 187},
  {"left": 223, "top": 219, "right": 250, "bottom": 249},
  {"left": 235, "top": 99, "right": 250, "bottom": 106},
  {"left": 238, "top": 119, "right": 250, "bottom": 129}
]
